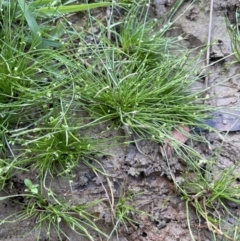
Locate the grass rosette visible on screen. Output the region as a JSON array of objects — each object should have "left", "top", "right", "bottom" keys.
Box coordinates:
[
  {"left": 78, "top": 50, "right": 211, "bottom": 149},
  {"left": 115, "top": 7, "right": 173, "bottom": 69},
  {"left": 16, "top": 119, "right": 102, "bottom": 176},
  {"left": 73, "top": 2, "right": 213, "bottom": 155}
]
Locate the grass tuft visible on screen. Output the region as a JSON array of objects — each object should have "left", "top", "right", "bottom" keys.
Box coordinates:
[
  {"left": 180, "top": 161, "right": 240, "bottom": 241},
  {"left": 0, "top": 178, "right": 109, "bottom": 241},
  {"left": 77, "top": 47, "right": 212, "bottom": 148}
]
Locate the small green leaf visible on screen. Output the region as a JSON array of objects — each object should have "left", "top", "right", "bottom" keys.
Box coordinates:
[
  {"left": 24, "top": 178, "right": 33, "bottom": 188},
  {"left": 31, "top": 186, "right": 39, "bottom": 194}
]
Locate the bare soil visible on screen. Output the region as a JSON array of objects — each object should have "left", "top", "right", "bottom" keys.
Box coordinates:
[{"left": 1, "top": 1, "right": 240, "bottom": 240}]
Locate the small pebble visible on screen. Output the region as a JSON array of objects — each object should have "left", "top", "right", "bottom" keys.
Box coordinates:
[{"left": 222, "top": 119, "right": 227, "bottom": 125}]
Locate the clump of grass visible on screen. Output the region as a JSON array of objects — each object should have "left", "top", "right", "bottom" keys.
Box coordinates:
[
  {"left": 19, "top": 127, "right": 102, "bottom": 176},
  {"left": 0, "top": 178, "right": 108, "bottom": 241},
  {"left": 77, "top": 50, "right": 211, "bottom": 147},
  {"left": 0, "top": 0, "right": 118, "bottom": 186},
  {"left": 8, "top": 94, "right": 106, "bottom": 176},
  {"left": 71, "top": 2, "right": 214, "bottom": 155},
  {"left": 180, "top": 161, "right": 240, "bottom": 241},
  {"left": 112, "top": 2, "right": 175, "bottom": 69},
  {"left": 109, "top": 188, "right": 149, "bottom": 240}
]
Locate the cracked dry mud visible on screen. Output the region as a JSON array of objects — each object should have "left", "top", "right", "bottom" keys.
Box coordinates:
[{"left": 1, "top": 1, "right": 240, "bottom": 240}]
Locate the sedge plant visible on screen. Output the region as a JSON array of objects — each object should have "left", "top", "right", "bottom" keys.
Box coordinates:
[
  {"left": 0, "top": 178, "right": 109, "bottom": 241},
  {"left": 180, "top": 161, "right": 240, "bottom": 241},
  {"left": 18, "top": 122, "right": 104, "bottom": 177},
  {"left": 108, "top": 188, "right": 151, "bottom": 240},
  {"left": 112, "top": 0, "right": 181, "bottom": 69},
  {"left": 70, "top": 2, "right": 215, "bottom": 159},
  {"left": 76, "top": 49, "right": 212, "bottom": 149}
]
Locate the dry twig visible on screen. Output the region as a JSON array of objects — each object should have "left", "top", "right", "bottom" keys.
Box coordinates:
[{"left": 205, "top": 0, "right": 214, "bottom": 89}]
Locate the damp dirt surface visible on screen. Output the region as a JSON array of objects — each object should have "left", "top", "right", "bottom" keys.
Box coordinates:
[{"left": 1, "top": 1, "right": 240, "bottom": 240}]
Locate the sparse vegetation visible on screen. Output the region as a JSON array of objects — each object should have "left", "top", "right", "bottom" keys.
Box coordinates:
[
  {"left": 0, "top": 0, "right": 240, "bottom": 240},
  {"left": 180, "top": 161, "right": 240, "bottom": 241},
  {"left": 0, "top": 178, "right": 108, "bottom": 240}
]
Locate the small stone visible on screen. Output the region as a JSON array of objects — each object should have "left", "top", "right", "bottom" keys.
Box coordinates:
[{"left": 222, "top": 119, "right": 227, "bottom": 125}]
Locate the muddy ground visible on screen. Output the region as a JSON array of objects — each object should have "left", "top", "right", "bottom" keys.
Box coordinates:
[{"left": 1, "top": 0, "right": 240, "bottom": 240}]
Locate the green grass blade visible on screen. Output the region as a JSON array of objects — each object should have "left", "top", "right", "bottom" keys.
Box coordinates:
[
  {"left": 38, "top": 2, "right": 112, "bottom": 16},
  {"left": 165, "top": 0, "right": 184, "bottom": 23},
  {"left": 0, "top": 194, "right": 35, "bottom": 201},
  {"left": 17, "top": 0, "right": 43, "bottom": 48},
  {"left": 29, "top": 0, "right": 56, "bottom": 7}
]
